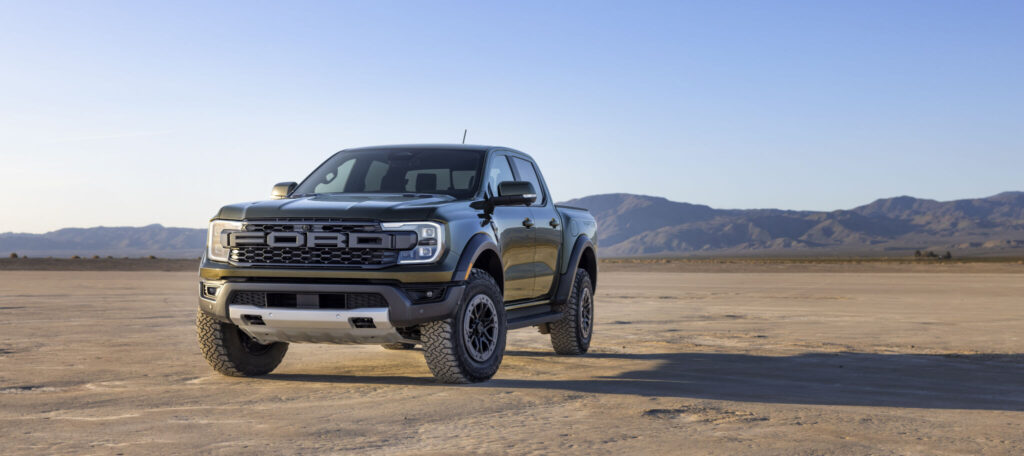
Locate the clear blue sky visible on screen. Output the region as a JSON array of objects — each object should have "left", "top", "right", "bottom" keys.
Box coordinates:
[{"left": 1, "top": 1, "right": 1021, "bottom": 233}]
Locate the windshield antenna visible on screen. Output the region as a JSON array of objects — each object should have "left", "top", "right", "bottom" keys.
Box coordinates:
[{"left": 461, "top": 129, "right": 467, "bottom": 144}]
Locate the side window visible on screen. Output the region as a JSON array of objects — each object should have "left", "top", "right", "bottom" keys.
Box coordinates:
[
  {"left": 510, "top": 157, "right": 545, "bottom": 206},
  {"left": 487, "top": 155, "right": 515, "bottom": 197}
]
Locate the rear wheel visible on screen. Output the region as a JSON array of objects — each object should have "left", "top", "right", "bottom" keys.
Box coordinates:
[
  {"left": 421, "top": 269, "right": 506, "bottom": 383},
  {"left": 196, "top": 310, "right": 288, "bottom": 377},
  {"left": 550, "top": 268, "right": 594, "bottom": 355}
]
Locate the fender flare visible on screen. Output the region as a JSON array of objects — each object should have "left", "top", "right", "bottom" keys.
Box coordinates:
[
  {"left": 451, "top": 232, "right": 501, "bottom": 283},
  {"left": 552, "top": 235, "right": 596, "bottom": 305}
]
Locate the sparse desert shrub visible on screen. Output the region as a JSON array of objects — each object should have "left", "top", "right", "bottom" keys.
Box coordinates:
[
  {"left": 9, "top": 252, "right": 17, "bottom": 259},
  {"left": 914, "top": 250, "right": 922, "bottom": 258},
  {"left": 92, "top": 255, "right": 100, "bottom": 259},
  {"left": 942, "top": 251, "right": 952, "bottom": 260},
  {"left": 71, "top": 255, "right": 81, "bottom": 259},
  {"left": 148, "top": 255, "right": 157, "bottom": 259},
  {"left": 107, "top": 256, "right": 114, "bottom": 259}
]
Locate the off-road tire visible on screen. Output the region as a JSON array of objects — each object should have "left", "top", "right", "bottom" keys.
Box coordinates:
[
  {"left": 380, "top": 342, "right": 416, "bottom": 350},
  {"left": 421, "top": 269, "right": 506, "bottom": 383},
  {"left": 550, "top": 268, "right": 594, "bottom": 355},
  {"left": 196, "top": 310, "right": 288, "bottom": 377}
]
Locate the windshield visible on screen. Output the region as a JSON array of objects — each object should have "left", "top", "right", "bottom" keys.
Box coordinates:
[{"left": 293, "top": 148, "right": 485, "bottom": 199}]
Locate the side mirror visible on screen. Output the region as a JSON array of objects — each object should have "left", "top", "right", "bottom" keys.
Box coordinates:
[
  {"left": 493, "top": 181, "right": 537, "bottom": 206},
  {"left": 271, "top": 182, "right": 297, "bottom": 199}
]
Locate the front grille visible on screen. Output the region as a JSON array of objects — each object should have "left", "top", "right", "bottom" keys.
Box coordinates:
[
  {"left": 230, "top": 247, "right": 398, "bottom": 266},
  {"left": 346, "top": 293, "right": 387, "bottom": 308},
  {"left": 230, "top": 291, "right": 267, "bottom": 306},
  {"left": 228, "top": 219, "right": 400, "bottom": 267},
  {"left": 228, "top": 291, "right": 387, "bottom": 309}
]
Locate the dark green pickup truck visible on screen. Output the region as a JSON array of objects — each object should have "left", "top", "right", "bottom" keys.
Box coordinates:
[{"left": 197, "top": 145, "right": 597, "bottom": 383}]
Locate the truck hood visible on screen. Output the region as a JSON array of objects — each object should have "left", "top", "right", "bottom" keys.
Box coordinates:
[{"left": 214, "top": 194, "right": 459, "bottom": 221}]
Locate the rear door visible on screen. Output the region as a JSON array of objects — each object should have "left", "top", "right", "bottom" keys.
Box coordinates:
[{"left": 486, "top": 153, "right": 536, "bottom": 301}]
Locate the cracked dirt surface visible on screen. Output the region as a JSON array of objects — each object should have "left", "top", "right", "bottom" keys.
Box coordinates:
[{"left": 0, "top": 268, "right": 1022, "bottom": 455}]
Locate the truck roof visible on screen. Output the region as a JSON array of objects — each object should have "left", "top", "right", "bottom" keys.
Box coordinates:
[{"left": 341, "top": 144, "right": 530, "bottom": 158}]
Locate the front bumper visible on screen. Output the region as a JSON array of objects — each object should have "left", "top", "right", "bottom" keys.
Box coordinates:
[
  {"left": 228, "top": 305, "right": 402, "bottom": 344},
  {"left": 198, "top": 280, "right": 465, "bottom": 345}
]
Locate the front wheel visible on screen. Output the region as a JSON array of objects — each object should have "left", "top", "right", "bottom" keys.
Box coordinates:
[
  {"left": 549, "top": 268, "right": 594, "bottom": 355},
  {"left": 421, "top": 269, "right": 506, "bottom": 383},
  {"left": 196, "top": 310, "right": 288, "bottom": 377}
]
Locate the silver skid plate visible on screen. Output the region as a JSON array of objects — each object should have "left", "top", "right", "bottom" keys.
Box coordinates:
[{"left": 228, "top": 305, "right": 407, "bottom": 344}]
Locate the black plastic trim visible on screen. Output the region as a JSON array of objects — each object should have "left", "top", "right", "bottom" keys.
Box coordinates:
[
  {"left": 451, "top": 232, "right": 500, "bottom": 282},
  {"left": 552, "top": 235, "right": 595, "bottom": 305},
  {"left": 507, "top": 311, "right": 562, "bottom": 330}
]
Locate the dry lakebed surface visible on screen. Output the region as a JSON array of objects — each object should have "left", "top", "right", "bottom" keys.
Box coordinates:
[{"left": 1, "top": 260, "right": 1022, "bottom": 455}]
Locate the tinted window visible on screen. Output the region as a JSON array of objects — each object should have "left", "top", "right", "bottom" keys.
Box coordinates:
[
  {"left": 486, "top": 155, "right": 515, "bottom": 197},
  {"left": 314, "top": 159, "right": 355, "bottom": 194},
  {"left": 364, "top": 160, "right": 389, "bottom": 192},
  {"left": 294, "top": 149, "right": 484, "bottom": 199},
  {"left": 511, "top": 157, "right": 545, "bottom": 206},
  {"left": 402, "top": 169, "right": 478, "bottom": 193}
]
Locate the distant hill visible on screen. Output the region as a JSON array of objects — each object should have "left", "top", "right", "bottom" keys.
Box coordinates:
[
  {"left": 561, "top": 192, "right": 1024, "bottom": 257},
  {"left": 3, "top": 191, "right": 1023, "bottom": 258},
  {"left": 0, "top": 224, "right": 205, "bottom": 258}
]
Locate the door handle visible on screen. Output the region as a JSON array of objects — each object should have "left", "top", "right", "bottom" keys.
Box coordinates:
[
  {"left": 549, "top": 218, "right": 560, "bottom": 228},
  {"left": 522, "top": 218, "right": 534, "bottom": 228}
]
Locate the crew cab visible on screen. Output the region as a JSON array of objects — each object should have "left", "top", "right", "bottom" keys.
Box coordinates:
[{"left": 196, "top": 145, "right": 597, "bottom": 383}]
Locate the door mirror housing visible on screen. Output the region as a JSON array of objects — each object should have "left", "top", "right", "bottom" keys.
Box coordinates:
[
  {"left": 271, "top": 182, "right": 297, "bottom": 199},
  {"left": 494, "top": 181, "right": 537, "bottom": 206}
]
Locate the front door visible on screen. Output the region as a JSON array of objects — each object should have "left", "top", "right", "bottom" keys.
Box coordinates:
[
  {"left": 491, "top": 205, "right": 536, "bottom": 301},
  {"left": 509, "top": 156, "right": 561, "bottom": 298},
  {"left": 484, "top": 153, "right": 536, "bottom": 302}
]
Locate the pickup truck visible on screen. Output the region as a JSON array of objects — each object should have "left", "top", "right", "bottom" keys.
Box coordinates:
[{"left": 196, "top": 145, "right": 598, "bottom": 383}]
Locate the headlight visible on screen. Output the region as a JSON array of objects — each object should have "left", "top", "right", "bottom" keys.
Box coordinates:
[
  {"left": 207, "top": 220, "right": 243, "bottom": 263},
  {"left": 382, "top": 221, "right": 444, "bottom": 264}
]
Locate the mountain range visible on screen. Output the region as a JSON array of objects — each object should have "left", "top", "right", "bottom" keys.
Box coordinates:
[
  {"left": 561, "top": 192, "right": 1024, "bottom": 256},
  {"left": 0, "top": 224, "right": 206, "bottom": 258},
  {"left": 2, "top": 192, "right": 1023, "bottom": 258}
]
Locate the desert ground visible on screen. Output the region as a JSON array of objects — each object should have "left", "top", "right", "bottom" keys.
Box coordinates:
[{"left": 1, "top": 261, "right": 1022, "bottom": 455}]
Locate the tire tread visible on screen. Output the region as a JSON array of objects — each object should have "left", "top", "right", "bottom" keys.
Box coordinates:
[
  {"left": 196, "top": 310, "right": 286, "bottom": 377},
  {"left": 549, "top": 269, "right": 592, "bottom": 355},
  {"left": 421, "top": 269, "right": 503, "bottom": 383}
]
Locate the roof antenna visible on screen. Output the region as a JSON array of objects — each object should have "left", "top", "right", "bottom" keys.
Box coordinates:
[{"left": 461, "top": 129, "right": 467, "bottom": 144}]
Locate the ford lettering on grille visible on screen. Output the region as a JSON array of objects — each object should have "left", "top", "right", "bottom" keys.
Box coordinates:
[{"left": 222, "top": 221, "right": 416, "bottom": 267}]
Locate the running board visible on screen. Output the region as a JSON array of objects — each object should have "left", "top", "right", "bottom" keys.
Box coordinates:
[
  {"left": 507, "top": 311, "right": 562, "bottom": 330},
  {"left": 504, "top": 298, "right": 551, "bottom": 311}
]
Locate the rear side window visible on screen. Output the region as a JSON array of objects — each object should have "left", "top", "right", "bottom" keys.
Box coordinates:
[{"left": 510, "top": 157, "right": 545, "bottom": 206}]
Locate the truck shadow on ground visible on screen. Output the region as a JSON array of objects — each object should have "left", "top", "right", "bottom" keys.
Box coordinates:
[
  {"left": 501, "top": 351, "right": 1024, "bottom": 411},
  {"left": 265, "top": 350, "right": 1024, "bottom": 411}
]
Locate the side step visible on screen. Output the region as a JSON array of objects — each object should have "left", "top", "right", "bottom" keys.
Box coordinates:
[{"left": 507, "top": 311, "right": 562, "bottom": 330}]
